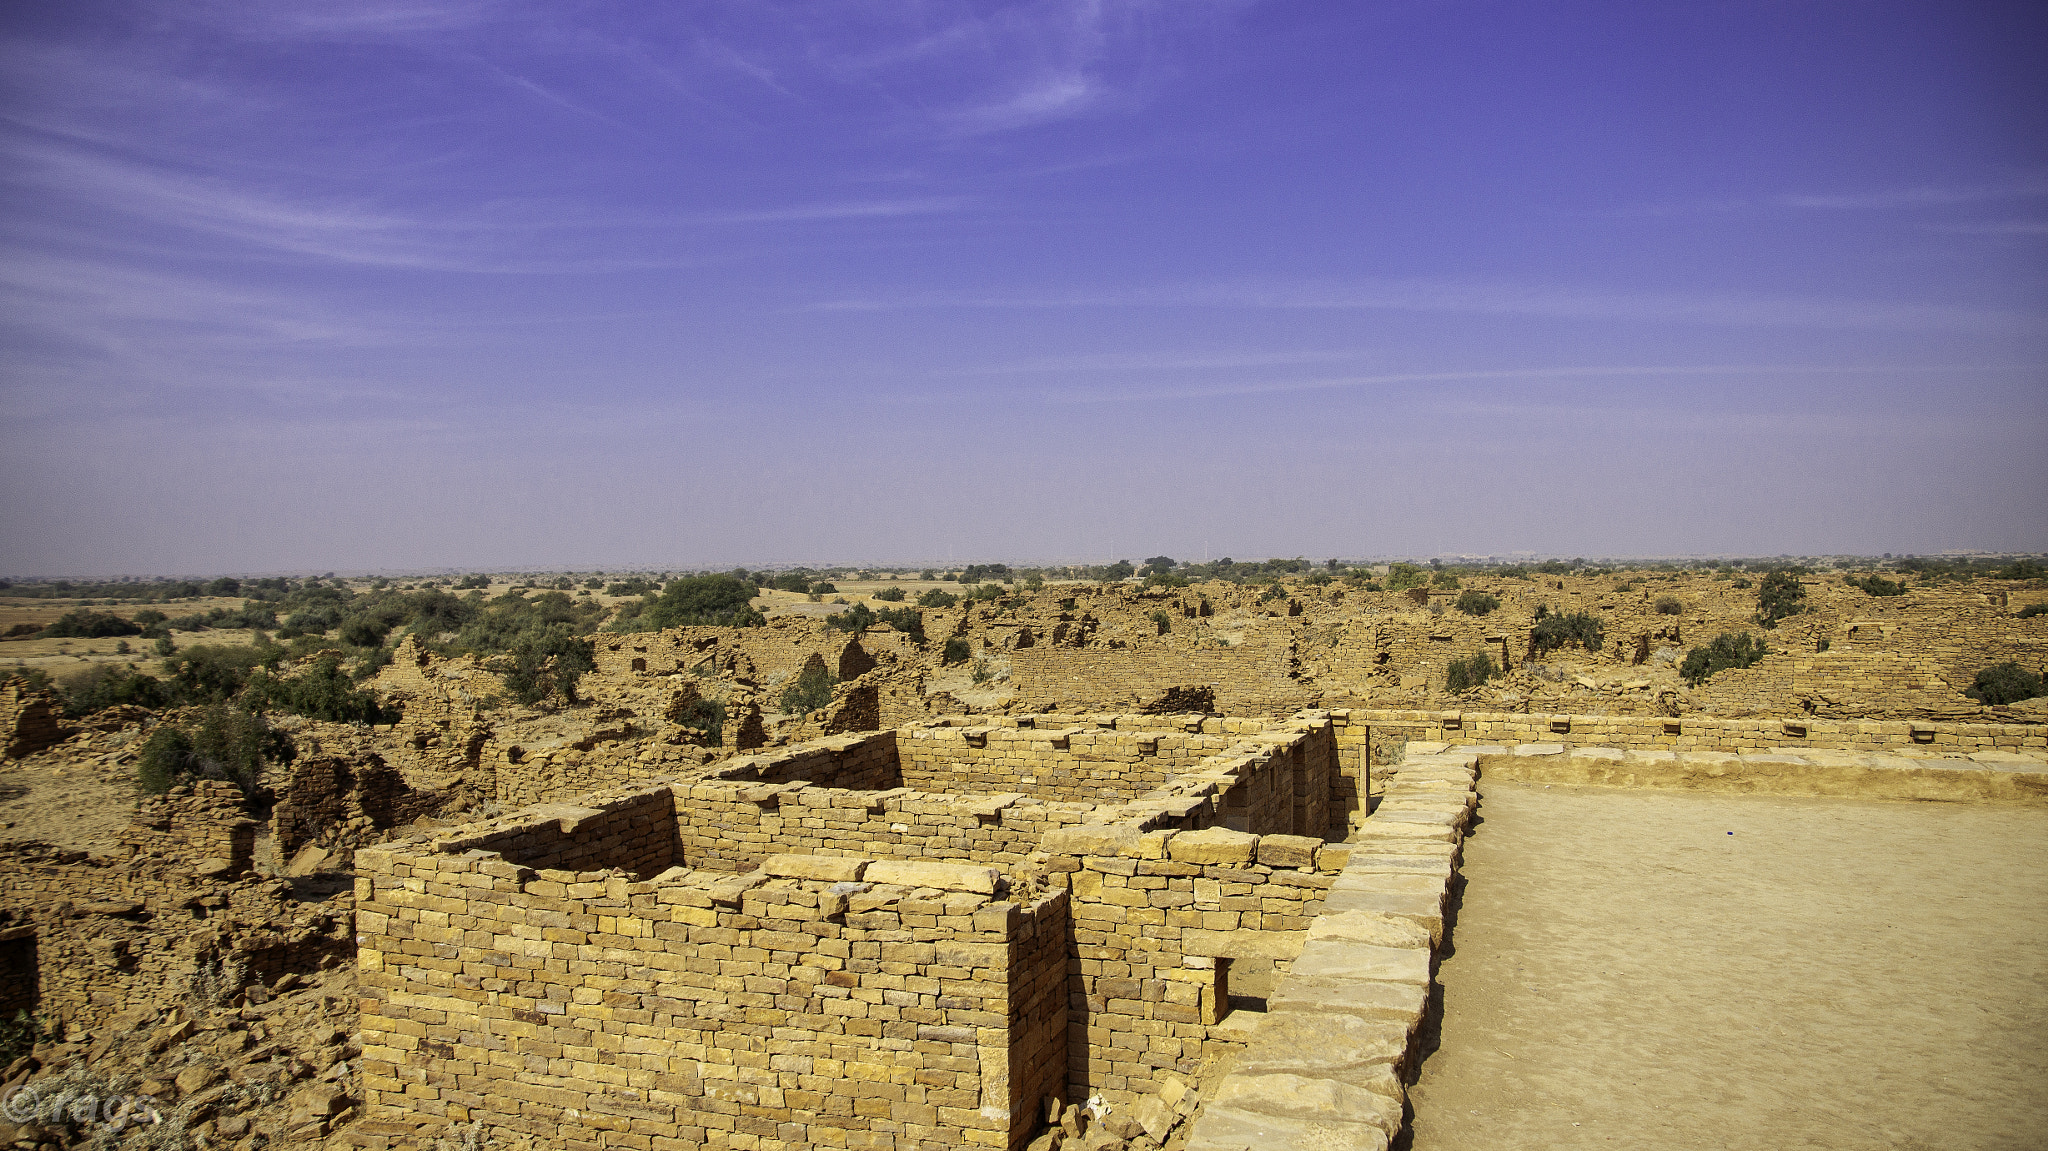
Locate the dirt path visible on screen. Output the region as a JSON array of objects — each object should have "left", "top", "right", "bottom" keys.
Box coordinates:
[{"left": 1404, "top": 781, "right": 2048, "bottom": 1150}]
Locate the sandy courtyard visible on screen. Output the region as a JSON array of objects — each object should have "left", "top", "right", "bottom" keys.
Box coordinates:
[{"left": 1404, "top": 781, "right": 2048, "bottom": 1150}]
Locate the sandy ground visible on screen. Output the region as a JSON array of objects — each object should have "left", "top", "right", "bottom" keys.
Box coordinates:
[
  {"left": 1404, "top": 781, "right": 2048, "bottom": 1150},
  {"left": 0, "top": 762, "right": 137, "bottom": 854}
]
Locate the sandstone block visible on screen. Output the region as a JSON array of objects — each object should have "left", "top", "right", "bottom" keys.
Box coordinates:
[
  {"left": 765, "top": 854, "right": 868, "bottom": 883},
  {"left": 1168, "top": 828, "right": 1259, "bottom": 866},
  {"left": 1256, "top": 834, "right": 1320, "bottom": 869},
  {"left": 865, "top": 860, "right": 1001, "bottom": 894},
  {"left": 1289, "top": 941, "right": 1430, "bottom": 986},
  {"left": 1179, "top": 928, "right": 1307, "bottom": 961},
  {"left": 1040, "top": 825, "right": 1141, "bottom": 858},
  {"left": 1305, "top": 910, "right": 1432, "bottom": 951}
]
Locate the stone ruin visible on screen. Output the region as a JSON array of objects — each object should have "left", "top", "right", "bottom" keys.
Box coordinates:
[{"left": 1, "top": 566, "right": 2044, "bottom": 1150}]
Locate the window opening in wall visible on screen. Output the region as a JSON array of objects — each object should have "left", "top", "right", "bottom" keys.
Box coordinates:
[{"left": 0, "top": 929, "right": 37, "bottom": 1017}]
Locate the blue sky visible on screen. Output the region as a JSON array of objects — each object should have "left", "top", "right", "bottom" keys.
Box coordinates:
[{"left": 2, "top": 0, "right": 2043, "bottom": 575}]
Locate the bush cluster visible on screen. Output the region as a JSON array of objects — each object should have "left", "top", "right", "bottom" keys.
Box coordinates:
[
  {"left": 40, "top": 610, "right": 141, "bottom": 639},
  {"left": 1755, "top": 571, "right": 1806, "bottom": 626},
  {"left": 1444, "top": 651, "right": 1497, "bottom": 692},
  {"left": 871, "top": 587, "right": 906, "bottom": 602},
  {"left": 1964, "top": 663, "right": 2043, "bottom": 706},
  {"left": 1680, "top": 632, "right": 1768, "bottom": 686},
  {"left": 1529, "top": 606, "right": 1604, "bottom": 655},
  {"left": 1847, "top": 575, "right": 1906, "bottom": 597},
  {"left": 2019, "top": 603, "right": 2048, "bottom": 619},
  {"left": 1654, "top": 596, "right": 1682, "bottom": 615},
  {"left": 778, "top": 663, "right": 835, "bottom": 715},
  {"left": 1453, "top": 591, "right": 1499, "bottom": 617},
  {"left": 941, "top": 638, "right": 971, "bottom": 665},
  {"left": 136, "top": 705, "right": 291, "bottom": 796},
  {"left": 917, "top": 588, "right": 959, "bottom": 609},
  {"left": 823, "top": 603, "right": 926, "bottom": 642}
]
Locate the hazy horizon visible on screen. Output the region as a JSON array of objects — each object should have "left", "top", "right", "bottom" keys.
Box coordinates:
[{"left": 4, "top": 2, "right": 2044, "bottom": 574}]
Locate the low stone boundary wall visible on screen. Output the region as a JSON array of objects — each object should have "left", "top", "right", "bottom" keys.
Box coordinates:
[
  {"left": 1472, "top": 741, "right": 2048, "bottom": 803},
  {"left": 1183, "top": 747, "right": 1479, "bottom": 1151}
]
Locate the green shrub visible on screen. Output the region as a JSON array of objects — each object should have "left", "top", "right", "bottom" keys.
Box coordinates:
[
  {"left": 499, "top": 625, "right": 596, "bottom": 706},
  {"left": 2019, "top": 603, "right": 2048, "bottom": 619},
  {"left": 918, "top": 588, "right": 959, "bottom": 609},
  {"left": 1998, "top": 559, "right": 2046, "bottom": 581},
  {"left": 1755, "top": 570, "right": 1807, "bottom": 627},
  {"left": 1679, "top": 632, "right": 1768, "bottom": 686},
  {"left": 967, "top": 583, "right": 1004, "bottom": 603},
  {"left": 41, "top": 610, "right": 141, "bottom": 639},
  {"left": 1529, "top": 607, "right": 1603, "bottom": 655},
  {"left": 243, "top": 652, "right": 392, "bottom": 722},
  {"left": 1654, "top": 596, "right": 1682, "bottom": 615},
  {"left": 941, "top": 638, "right": 971, "bottom": 665},
  {"left": 1964, "top": 662, "right": 2043, "bottom": 706},
  {"left": 872, "top": 587, "right": 906, "bottom": 602},
  {"left": 1385, "top": 564, "right": 1428, "bottom": 592},
  {"left": 969, "top": 657, "right": 994, "bottom": 686},
  {"left": 624, "top": 576, "right": 765, "bottom": 630},
  {"left": 56, "top": 664, "right": 167, "bottom": 717},
  {"left": 456, "top": 574, "right": 490, "bottom": 590},
  {"left": 1848, "top": 575, "right": 1906, "bottom": 597},
  {"left": 136, "top": 706, "right": 289, "bottom": 796},
  {"left": 779, "top": 662, "right": 835, "bottom": 714},
  {"left": 1444, "top": 651, "right": 1497, "bottom": 692},
  {"left": 810, "top": 582, "right": 837, "bottom": 596},
  {"left": 1731, "top": 576, "right": 1752, "bottom": 588},
  {"left": 1432, "top": 571, "right": 1461, "bottom": 589},
  {"left": 1150, "top": 610, "right": 1172, "bottom": 635},
  {"left": 1453, "top": 591, "right": 1500, "bottom": 617},
  {"left": 161, "top": 644, "right": 278, "bottom": 704},
  {"left": 674, "top": 697, "right": 726, "bottom": 745}
]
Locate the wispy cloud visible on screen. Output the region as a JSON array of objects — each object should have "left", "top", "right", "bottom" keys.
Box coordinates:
[
  {"left": 812, "top": 277, "right": 2037, "bottom": 334},
  {"left": 1023, "top": 363, "right": 2033, "bottom": 405},
  {"left": 1778, "top": 173, "right": 2048, "bottom": 210}
]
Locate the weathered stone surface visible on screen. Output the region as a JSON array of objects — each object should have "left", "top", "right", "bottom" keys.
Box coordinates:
[
  {"left": 1040, "top": 823, "right": 1141, "bottom": 857},
  {"left": 1256, "top": 833, "right": 1321, "bottom": 868},
  {"left": 1289, "top": 940, "right": 1431, "bottom": 986},
  {"left": 1305, "top": 910, "right": 1433, "bottom": 950},
  {"left": 1179, "top": 928, "right": 1307, "bottom": 961},
  {"left": 1167, "top": 827, "right": 1260, "bottom": 865},
  {"left": 863, "top": 859, "right": 1001, "bottom": 893},
  {"left": 764, "top": 853, "right": 868, "bottom": 882}
]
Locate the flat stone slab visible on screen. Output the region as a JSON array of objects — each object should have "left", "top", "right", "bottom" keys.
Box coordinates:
[
  {"left": 1290, "top": 940, "right": 1432, "bottom": 986},
  {"left": 1267, "top": 974, "right": 1429, "bottom": 1024}
]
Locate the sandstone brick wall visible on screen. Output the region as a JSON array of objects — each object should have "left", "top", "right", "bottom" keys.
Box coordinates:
[
  {"left": 431, "top": 785, "right": 679, "bottom": 878},
  {"left": 898, "top": 725, "right": 1243, "bottom": 805},
  {"left": 1037, "top": 824, "right": 1344, "bottom": 1110},
  {"left": 356, "top": 829, "right": 1068, "bottom": 1149},
  {"left": 667, "top": 780, "right": 1085, "bottom": 876},
  {"left": 1339, "top": 707, "right": 2047, "bottom": 758},
  {"left": 1007, "top": 626, "right": 1312, "bottom": 716}
]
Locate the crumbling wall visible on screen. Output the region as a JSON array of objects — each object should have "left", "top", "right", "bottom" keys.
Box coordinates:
[
  {"left": 1008, "top": 625, "right": 1312, "bottom": 716},
  {"left": 0, "top": 783, "right": 352, "bottom": 1030},
  {"left": 1, "top": 676, "right": 70, "bottom": 760},
  {"left": 431, "top": 784, "right": 677, "bottom": 877}
]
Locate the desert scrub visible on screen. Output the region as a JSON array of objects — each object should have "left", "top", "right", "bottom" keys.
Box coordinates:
[
  {"left": 1444, "top": 651, "right": 1497, "bottom": 692},
  {"left": 1964, "top": 662, "right": 2043, "bottom": 706},
  {"left": 1755, "top": 570, "right": 1807, "bottom": 627},
  {"left": 1654, "top": 595, "right": 1682, "bottom": 615},
  {"left": 1529, "top": 606, "right": 1604, "bottom": 655},
  {"left": 1680, "top": 632, "right": 1768, "bottom": 686},
  {"left": 941, "top": 638, "right": 971, "bottom": 666},
  {"left": 1453, "top": 591, "right": 1500, "bottom": 616},
  {"left": 778, "top": 662, "right": 835, "bottom": 715}
]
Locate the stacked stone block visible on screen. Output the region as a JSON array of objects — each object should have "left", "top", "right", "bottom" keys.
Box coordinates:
[{"left": 355, "top": 813, "right": 1067, "bottom": 1149}]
